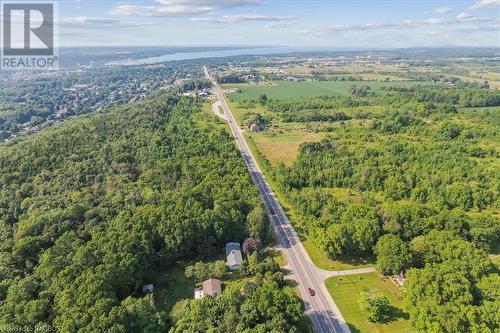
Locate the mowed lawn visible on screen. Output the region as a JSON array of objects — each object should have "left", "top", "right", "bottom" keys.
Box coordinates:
[
  {"left": 325, "top": 273, "right": 413, "bottom": 333},
  {"left": 227, "top": 80, "right": 429, "bottom": 101}
]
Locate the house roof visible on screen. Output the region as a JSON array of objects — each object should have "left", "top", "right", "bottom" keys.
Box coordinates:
[
  {"left": 202, "top": 278, "right": 221, "bottom": 297},
  {"left": 226, "top": 242, "right": 243, "bottom": 268},
  {"left": 226, "top": 242, "right": 241, "bottom": 255}
]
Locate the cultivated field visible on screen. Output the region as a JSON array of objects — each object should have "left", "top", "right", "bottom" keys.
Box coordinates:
[{"left": 226, "top": 80, "right": 430, "bottom": 101}]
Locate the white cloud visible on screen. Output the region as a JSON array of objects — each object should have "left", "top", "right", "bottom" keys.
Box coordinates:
[
  {"left": 455, "top": 12, "right": 494, "bottom": 23},
  {"left": 456, "top": 12, "right": 474, "bottom": 20},
  {"left": 190, "top": 14, "right": 295, "bottom": 23},
  {"left": 433, "top": 6, "right": 453, "bottom": 14},
  {"left": 109, "top": 0, "right": 261, "bottom": 16},
  {"left": 423, "top": 18, "right": 449, "bottom": 25},
  {"left": 296, "top": 23, "right": 405, "bottom": 37},
  {"left": 471, "top": 0, "right": 500, "bottom": 9},
  {"left": 156, "top": 0, "right": 261, "bottom": 8},
  {"left": 415, "top": 14, "right": 493, "bottom": 25},
  {"left": 264, "top": 22, "right": 289, "bottom": 29},
  {"left": 189, "top": 17, "right": 227, "bottom": 23},
  {"left": 62, "top": 16, "right": 120, "bottom": 26},
  {"left": 61, "top": 16, "right": 151, "bottom": 29},
  {"left": 228, "top": 14, "right": 296, "bottom": 21},
  {"left": 298, "top": 15, "right": 498, "bottom": 37},
  {"left": 108, "top": 5, "right": 210, "bottom": 16}
]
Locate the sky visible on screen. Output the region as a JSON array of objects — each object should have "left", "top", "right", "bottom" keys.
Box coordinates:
[{"left": 56, "top": 0, "right": 500, "bottom": 47}]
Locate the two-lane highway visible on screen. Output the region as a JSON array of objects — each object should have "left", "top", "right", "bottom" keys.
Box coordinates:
[{"left": 204, "top": 66, "right": 351, "bottom": 333}]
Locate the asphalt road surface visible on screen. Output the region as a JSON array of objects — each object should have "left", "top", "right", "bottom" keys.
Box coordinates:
[{"left": 204, "top": 67, "right": 352, "bottom": 333}]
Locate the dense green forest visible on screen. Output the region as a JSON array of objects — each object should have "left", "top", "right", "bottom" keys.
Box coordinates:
[
  {"left": 253, "top": 84, "right": 500, "bottom": 332},
  {"left": 0, "top": 92, "right": 302, "bottom": 332}
]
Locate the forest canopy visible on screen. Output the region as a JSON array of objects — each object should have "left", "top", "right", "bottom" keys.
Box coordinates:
[{"left": 0, "top": 92, "right": 273, "bottom": 332}]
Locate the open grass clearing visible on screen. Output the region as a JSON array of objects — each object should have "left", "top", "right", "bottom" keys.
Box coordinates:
[
  {"left": 248, "top": 131, "right": 327, "bottom": 166},
  {"left": 153, "top": 263, "right": 196, "bottom": 314},
  {"left": 325, "top": 272, "right": 412, "bottom": 333},
  {"left": 198, "top": 101, "right": 228, "bottom": 131},
  {"left": 301, "top": 236, "right": 375, "bottom": 271},
  {"left": 228, "top": 102, "right": 269, "bottom": 125}
]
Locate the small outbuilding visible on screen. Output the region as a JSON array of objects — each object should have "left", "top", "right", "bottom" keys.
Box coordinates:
[
  {"left": 194, "top": 287, "right": 204, "bottom": 299},
  {"left": 142, "top": 284, "right": 154, "bottom": 294},
  {"left": 396, "top": 271, "right": 406, "bottom": 286},
  {"left": 249, "top": 122, "right": 261, "bottom": 133},
  {"left": 226, "top": 242, "right": 243, "bottom": 270}
]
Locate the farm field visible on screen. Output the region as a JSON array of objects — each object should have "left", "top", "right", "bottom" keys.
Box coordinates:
[
  {"left": 226, "top": 80, "right": 430, "bottom": 101},
  {"left": 440, "top": 73, "right": 500, "bottom": 89},
  {"left": 325, "top": 272, "right": 412, "bottom": 333},
  {"left": 354, "top": 73, "right": 411, "bottom": 81}
]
